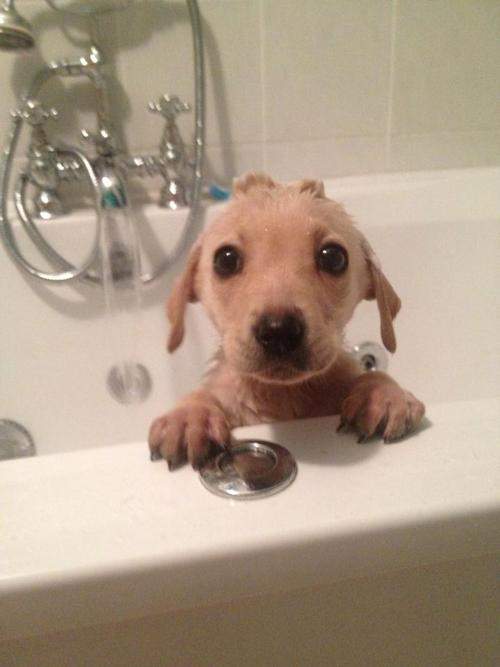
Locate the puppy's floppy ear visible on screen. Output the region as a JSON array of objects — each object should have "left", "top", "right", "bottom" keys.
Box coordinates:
[
  {"left": 233, "top": 171, "right": 277, "bottom": 197},
  {"left": 362, "top": 240, "right": 401, "bottom": 353},
  {"left": 291, "top": 179, "right": 326, "bottom": 198},
  {"left": 166, "top": 240, "right": 202, "bottom": 353}
]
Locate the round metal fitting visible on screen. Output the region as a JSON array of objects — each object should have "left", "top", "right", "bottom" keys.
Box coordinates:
[
  {"left": 351, "top": 341, "right": 389, "bottom": 373},
  {"left": 30, "top": 158, "right": 60, "bottom": 190},
  {"left": 34, "top": 188, "right": 65, "bottom": 221},
  {"left": 0, "top": 420, "right": 36, "bottom": 460},
  {"left": 107, "top": 363, "right": 152, "bottom": 404},
  {"left": 199, "top": 439, "right": 297, "bottom": 500}
]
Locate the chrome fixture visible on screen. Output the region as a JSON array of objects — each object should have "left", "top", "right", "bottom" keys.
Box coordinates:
[
  {"left": 149, "top": 94, "right": 191, "bottom": 209},
  {"left": 0, "top": 0, "right": 35, "bottom": 50},
  {"left": 351, "top": 341, "right": 389, "bottom": 373},
  {"left": 199, "top": 440, "right": 298, "bottom": 500},
  {"left": 107, "top": 363, "right": 152, "bottom": 405},
  {"left": 0, "top": 0, "right": 206, "bottom": 285},
  {"left": 0, "top": 419, "right": 36, "bottom": 460},
  {"left": 14, "top": 99, "right": 65, "bottom": 221},
  {"left": 44, "top": 1, "right": 136, "bottom": 17}
]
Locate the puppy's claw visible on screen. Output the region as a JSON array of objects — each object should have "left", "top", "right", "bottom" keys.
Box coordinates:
[
  {"left": 149, "top": 399, "right": 231, "bottom": 474},
  {"left": 385, "top": 433, "right": 407, "bottom": 444},
  {"left": 150, "top": 450, "right": 162, "bottom": 462},
  {"left": 191, "top": 453, "right": 206, "bottom": 471},
  {"left": 192, "top": 441, "right": 228, "bottom": 470},
  {"left": 336, "top": 418, "right": 347, "bottom": 433},
  {"left": 341, "top": 379, "right": 425, "bottom": 448},
  {"left": 167, "top": 456, "right": 185, "bottom": 471},
  {"left": 384, "top": 434, "right": 403, "bottom": 444},
  {"left": 208, "top": 439, "right": 229, "bottom": 454},
  {"left": 165, "top": 446, "right": 187, "bottom": 471}
]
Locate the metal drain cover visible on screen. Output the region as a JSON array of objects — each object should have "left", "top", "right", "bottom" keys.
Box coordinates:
[
  {"left": 199, "top": 439, "right": 297, "bottom": 500},
  {"left": 351, "top": 341, "right": 388, "bottom": 372},
  {"left": 0, "top": 420, "right": 36, "bottom": 461},
  {"left": 107, "top": 363, "right": 152, "bottom": 404}
]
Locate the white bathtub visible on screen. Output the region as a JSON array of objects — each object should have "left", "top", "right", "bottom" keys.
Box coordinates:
[{"left": 1, "top": 167, "right": 499, "bottom": 665}]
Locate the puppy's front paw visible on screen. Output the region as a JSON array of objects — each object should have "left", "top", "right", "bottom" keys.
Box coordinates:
[
  {"left": 148, "top": 400, "right": 230, "bottom": 471},
  {"left": 340, "top": 374, "right": 425, "bottom": 443}
]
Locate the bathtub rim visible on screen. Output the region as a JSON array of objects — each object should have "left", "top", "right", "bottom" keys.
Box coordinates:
[
  {"left": 1, "top": 395, "right": 499, "bottom": 642},
  {"left": 4, "top": 164, "right": 499, "bottom": 228}
]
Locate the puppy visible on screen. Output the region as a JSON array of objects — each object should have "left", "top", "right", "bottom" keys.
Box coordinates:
[{"left": 149, "top": 172, "right": 425, "bottom": 470}]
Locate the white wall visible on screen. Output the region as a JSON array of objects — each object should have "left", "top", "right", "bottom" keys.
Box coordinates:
[{"left": 1, "top": 1, "right": 499, "bottom": 186}]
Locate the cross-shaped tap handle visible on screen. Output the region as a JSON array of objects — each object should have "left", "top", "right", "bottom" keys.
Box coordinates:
[
  {"left": 13, "top": 99, "right": 59, "bottom": 126},
  {"left": 80, "top": 127, "right": 117, "bottom": 155},
  {"left": 148, "top": 95, "right": 190, "bottom": 122}
]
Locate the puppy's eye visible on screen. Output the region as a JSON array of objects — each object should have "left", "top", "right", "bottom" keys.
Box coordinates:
[
  {"left": 213, "top": 245, "right": 242, "bottom": 277},
  {"left": 317, "top": 243, "right": 348, "bottom": 275}
]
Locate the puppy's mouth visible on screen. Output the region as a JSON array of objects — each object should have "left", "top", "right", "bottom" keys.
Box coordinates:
[
  {"left": 242, "top": 351, "right": 336, "bottom": 386},
  {"left": 251, "top": 358, "right": 308, "bottom": 384}
]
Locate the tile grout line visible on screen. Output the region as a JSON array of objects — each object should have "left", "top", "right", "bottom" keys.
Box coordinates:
[
  {"left": 258, "top": 0, "right": 268, "bottom": 172},
  {"left": 385, "top": 0, "right": 399, "bottom": 171}
]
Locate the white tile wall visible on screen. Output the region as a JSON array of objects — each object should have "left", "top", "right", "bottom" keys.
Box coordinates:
[
  {"left": 388, "top": 0, "right": 500, "bottom": 172},
  {"left": 262, "top": 0, "right": 392, "bottom": 142},
  {"left": 2, "top": 0, "right": 499, "bottom": 186},
  {"left": 265, "top": 136, "right": 387, "bottom": 182},
  {"left": 392, "top": 0, "right": 500, "bottom": 134}
]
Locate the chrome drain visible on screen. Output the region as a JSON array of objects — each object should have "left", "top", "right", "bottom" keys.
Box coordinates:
[
  {"left": 351, "top": 341, "right": 388, "bottom": 372},
  {"left": 199, "top": 440, "right": 297, "bottom": 500},
  {"left": 107, "top": 363, "right": 152, "bottom": 404},
  {"left": 0, "top": 420, "right": 36, "bottom": 461}
]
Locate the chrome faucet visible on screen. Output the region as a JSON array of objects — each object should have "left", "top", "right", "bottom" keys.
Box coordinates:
[
  {"left": 13, "top": 99, "right": 64, "bottom": 220},
  {"left": 148, "top": 94, "right": 191, "bottom": 209},
  {"left": 0, "top": 0, "right": 206, "bottom": 286},
  {"left": 18, "top": 50, "right": 194, "bottom": 217}
]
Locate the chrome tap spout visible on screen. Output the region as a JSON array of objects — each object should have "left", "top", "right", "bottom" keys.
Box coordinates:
[{"left": 0, "top": 0, "right": 206, "bottom": 286}]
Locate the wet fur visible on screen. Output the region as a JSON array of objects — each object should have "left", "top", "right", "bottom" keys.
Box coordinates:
[{"left": 149, "top": 173, "right": 425, "bottom": 470}]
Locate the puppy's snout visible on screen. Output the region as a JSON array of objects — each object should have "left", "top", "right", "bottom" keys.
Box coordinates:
[{"left": 254, "top": 310, "right": 305, "bottom": 358}]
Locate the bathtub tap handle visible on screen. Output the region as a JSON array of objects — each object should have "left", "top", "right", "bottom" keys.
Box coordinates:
[
  {"left": 80, "top": 126, "right": 118, "bottom": 157},
  {"left": 148, "top": 94, "right": 191, "bottom": 167},
  {"left": 148, "top": 94, "right": 191, "bottom": 209},
  {"left": 13, "top": 100, "right": 64, "bottom": 220},
  {"left": 148, "top": 94, "right": 190, "bottom": 121},
  {"left": 12, "top": 99, "right": 59, "bottom": 126}
]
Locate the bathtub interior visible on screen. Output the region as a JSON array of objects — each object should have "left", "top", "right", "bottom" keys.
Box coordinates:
[{"left": 1, "top": 167, "right": 498, "bottom": 457}]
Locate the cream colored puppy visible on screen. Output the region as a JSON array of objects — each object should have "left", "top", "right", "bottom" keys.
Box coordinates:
[{"left": 149, "top": 173, "right": 425, "bottom": 470}]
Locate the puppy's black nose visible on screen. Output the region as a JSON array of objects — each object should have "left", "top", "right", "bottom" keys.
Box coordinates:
[{"left": 254, "top": 311, "right": 305, "bottom": 358}]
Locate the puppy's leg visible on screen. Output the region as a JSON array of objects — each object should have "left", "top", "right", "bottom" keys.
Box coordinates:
[
  {"left": 148, "top": 390, "right": 231, "bottom": 470},
  {"left": 340, "top": 371, "right": 425, "bottom": 443}
]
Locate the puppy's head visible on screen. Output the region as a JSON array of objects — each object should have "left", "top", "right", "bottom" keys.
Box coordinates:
[{"left": 167, "top": 172, "right": 400, "bottom": 384}]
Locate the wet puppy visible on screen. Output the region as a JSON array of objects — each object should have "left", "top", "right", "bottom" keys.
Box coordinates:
[{"left": 149, "top": 173, "right": 425, "bottom": 470}]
